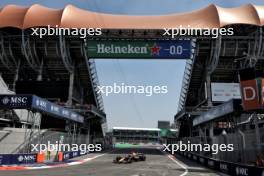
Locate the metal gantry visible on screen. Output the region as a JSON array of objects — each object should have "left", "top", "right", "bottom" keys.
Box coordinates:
[
  {"left": 83, "top": 41, "right": 104, "bottom": 112},
  {"left": 177, "top": 27, "right": 264, "bottom": 118}
]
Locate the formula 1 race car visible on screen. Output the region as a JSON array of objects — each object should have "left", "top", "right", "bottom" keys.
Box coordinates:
[{"left": 113, "top": 152, "right": 146, "bottom": 164}]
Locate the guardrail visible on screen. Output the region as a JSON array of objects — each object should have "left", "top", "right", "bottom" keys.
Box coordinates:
[{"left": 176, "top": 151, "right": 264, "bottom": 176}]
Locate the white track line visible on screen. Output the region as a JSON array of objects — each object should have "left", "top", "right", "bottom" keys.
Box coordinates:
[
  {"left": 167, "top": 154, "right": 188, "bottom": 176},
  {"left": 157, "top": 147, "right": 188, "bottom": 176}
]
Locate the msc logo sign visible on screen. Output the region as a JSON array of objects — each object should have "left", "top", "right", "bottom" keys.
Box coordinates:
[
  {"left": 17, "top": 155, "right": 36, "bottom": 162},
  {"left": 240, "top": 78, "right": 264, "bottom": 110},
  {"left": 1, "top": 96, "right": 28, "bottom": 106},
  {"left": 17, "top": 155, "right": 24, "bottom": 162},
  {"left": 1, "top": 97, "right": 10, "bottom": 105}
]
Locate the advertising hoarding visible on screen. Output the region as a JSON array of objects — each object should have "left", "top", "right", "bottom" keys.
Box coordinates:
[
  {"left": 211, "top": 83, "right": 241, "bottom": 102},
  {"left": 0, "top": 154, "right": 37, "bottom": 165},
  {"left": 31, "top": 95, "right": 83, "bottom": 123},
  {"left": 0, "top": 94, "right": 84, "bottom": 123},
  {"left": 87, "top": 40, "right": 192, "bottom": 59},
  {"left": 240, "top": 78, "right": 262, "bottom": 110}
]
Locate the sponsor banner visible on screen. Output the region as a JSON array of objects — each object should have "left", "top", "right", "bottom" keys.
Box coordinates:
[
  {"left": 31, "top": 96, "right": 83, "bottom": 123},
  {"left": 0, "top": 94, "right": 84, "bottom": 123},
  {"left": 0, "top": 95, "right": 32, "bottom": 109},
  {"left": 13, "top": 154, "right": 37, "bottom": 164},
  {"left": 0, "top": 154, "right": 11, "bottom": 165},
  {"left": 240, "top": 79, "right": 260, "bottom": 110},
  {"left": 63, "top": 152, "right": 71, "bottom": 161},
  {"left": 87, "top": 40, "right": 192, "bottom": 59},
  {"left": 0, "top": 154, "right": 37, "bottom": 165},
  {"left": 63, "top": 151, "right": 82, "bottom": 161},
  {"left": 211, "top": 83, "right": 241, "bottom": 102},
  {"left": 193, "top": 99, "right": 238, "bottom": 126},
  {"left": 71, "top": 151, "right": 81, "bottom": 158}
]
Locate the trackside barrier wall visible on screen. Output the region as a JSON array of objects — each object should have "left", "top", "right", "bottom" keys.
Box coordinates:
[
  {"left": 62, "top": 150, "right": 89, "bottom": 161},
  {"left": 0, "top": 150, "right": 87, "bottom": 165},
  {"left": 0, "top": 153, "right": 37, "bottom": 165},
  {"left": 176, "top": 151, "right": 264, "bottom": 176}
]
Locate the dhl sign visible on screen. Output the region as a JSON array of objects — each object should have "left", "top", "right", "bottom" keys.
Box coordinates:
[{"left": 240, "top": 78, "right": 264, "bottom": 110}]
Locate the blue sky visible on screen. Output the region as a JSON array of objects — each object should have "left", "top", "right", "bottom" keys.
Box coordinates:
[
  {"left": 95, "top": 59, "right": 185, "bottom": 129},
  {"left": 1, "top": 0, "right": 264, "bottom": 15},
  {"left": 1, "top": 0, "right": 264, "bottom": 129}
]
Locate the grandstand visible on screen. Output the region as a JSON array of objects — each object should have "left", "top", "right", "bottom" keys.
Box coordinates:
[
  {"left": 112, "top": 127, "right": 177, "bottom": 144},
  {"left": 0, "top": 6, "right": 107, "bottom": 154},
  {"left": 173, "top": 7, "right": 264, "bottom": 164}
]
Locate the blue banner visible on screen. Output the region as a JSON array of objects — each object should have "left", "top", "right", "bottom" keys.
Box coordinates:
[
  {"left": 0, "top": 94, "right": 84, "bottom": 123},
  {"left": 0, "top": 154, "right": 37, "bottom": 165},
  {"left": 31, "top": 95, "right": 84, "bottom": 123},
  {"left": 63, "top": 151, "right": 82, "bottom": 161},
  {"left": 155, "top": 40, "right": 192, "bottom": 58},
  {"left": 0, "top": 95, "right": 32, "bottom": 109}
]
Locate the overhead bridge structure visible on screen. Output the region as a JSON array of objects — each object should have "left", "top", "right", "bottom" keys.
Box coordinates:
[{"left": 167, "top": 4, "right": 264, "bottom": 164}]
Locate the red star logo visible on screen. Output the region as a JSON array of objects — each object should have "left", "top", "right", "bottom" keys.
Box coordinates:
[{"left": 150, "top": 44, "right": 161, "bottom": 56}]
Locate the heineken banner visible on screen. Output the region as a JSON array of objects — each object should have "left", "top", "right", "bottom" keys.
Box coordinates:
[{"left": 87, "top": 40, "right": 192, "bottom": 59}]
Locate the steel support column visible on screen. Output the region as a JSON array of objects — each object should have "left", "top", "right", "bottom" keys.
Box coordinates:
[
  {"left": 209, "top": 122, "right": 214, "bottom": 138},
  {"left": 205, "top": 36, "right": 222, "bottom": 107},
  {"left": 12, "top": 60, "right": 20, "bottom": 91},
  {"left": 68, "top": 68, "right": 75, "bottom": 106},
  {"left": 71, "top": 123, "right": 77, "bottom": 144},
  {"left": 0, "top": 32, "right": 18, "bottom": 72},
  {"left": 59, "top": 35, "right": 73, "bottom": 73},
  {"left": 87, "top": 121, "right": 91, "bottom": 144},
  {"left": 254, "top": 115, "right": 261, "bottom": 154},
  {"left": 22, "top": 31, "right": 43, "bottom": 76},
  {"left": 206, "top": 74, "right": 213, "bottom": 107}
]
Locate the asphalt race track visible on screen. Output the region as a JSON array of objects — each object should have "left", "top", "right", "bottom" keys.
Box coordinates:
[{"left": 0, "top": 148, "right": 224, "bottom": 176}]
